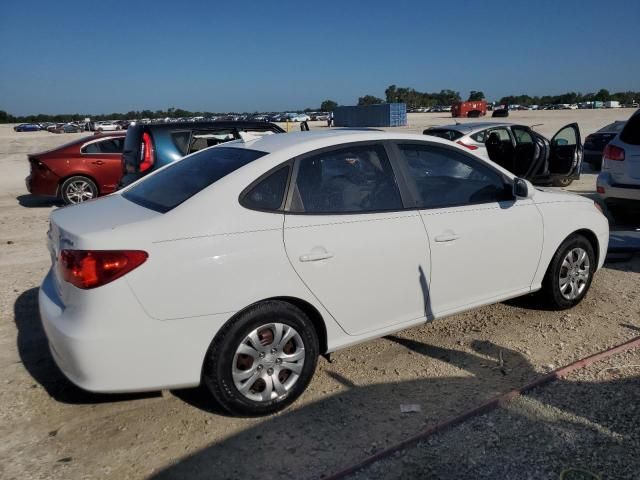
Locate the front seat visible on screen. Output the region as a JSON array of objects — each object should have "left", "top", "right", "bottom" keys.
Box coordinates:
[{"left": 485, "top": 131, "right": 508, "bottom": 169}]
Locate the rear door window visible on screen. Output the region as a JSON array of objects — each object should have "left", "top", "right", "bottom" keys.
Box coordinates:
[
  {"left": 81, "top": 137, "right": 125, "bottom": 154},
  {"left": 289, "top": 144, "right": 403, "bottom": 213},
  {"left": 470, "top": 130, "right": 488, "bottom": 142},
  {"left": 242, "top": 166, "right": 290, "bottom": 211},
  {"left": 122, "top": 147, "right": 267, "bottom": 213}
]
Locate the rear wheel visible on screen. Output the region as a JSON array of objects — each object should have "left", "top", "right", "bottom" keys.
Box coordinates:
[
  {"left": 203, "top": 301, "right": 319, "bottom": 416},
  {"left": 60, "top": 176, "right": 98, "bottom": 205},
  {"left": 540, "top": 234, "right": 595, "bottom": 310}
]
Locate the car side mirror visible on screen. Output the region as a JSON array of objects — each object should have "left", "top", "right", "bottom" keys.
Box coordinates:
[{"left": 513, "top": 178, "right": 533, "bottom": 199}]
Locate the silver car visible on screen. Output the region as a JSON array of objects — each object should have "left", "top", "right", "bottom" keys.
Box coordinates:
[{"left": 597, "top": 110, "right": 640, "bottom": 219}]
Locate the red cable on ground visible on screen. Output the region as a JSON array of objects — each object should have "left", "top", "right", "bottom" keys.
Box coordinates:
[{"left": 324, "top": 335, "right": 640, "bottom": 480}]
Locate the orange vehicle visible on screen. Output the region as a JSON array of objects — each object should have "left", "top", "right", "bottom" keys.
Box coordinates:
[{"left": 451, "top": 100, "right": 487, "bottom": 118}]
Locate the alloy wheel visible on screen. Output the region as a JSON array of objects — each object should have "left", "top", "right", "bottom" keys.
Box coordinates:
[
  {"left": 66, "top": 180, "right": 95, "bottom": 203},
  {"left": 558, "top": 247, "right": 590, "bottom": 300},
  {"left": 232, "top": 323, "right": 305, "bottom": 402}
]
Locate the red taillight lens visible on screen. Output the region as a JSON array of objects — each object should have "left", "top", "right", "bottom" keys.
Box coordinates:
[
  {"left": 139, "top": 132, "right": 155, "bottom": 172},
  {"left": 59, "top": 250, "right": 148, "bottom": 289},
  {"left": 456, "top": 140, "right": 479, "bottom": 150},
  {"left": 603, "top": 144, "right": 625, "bottom": 161},
  {"left": 597, "top": 186, "right": 605, "bottom": 194}
]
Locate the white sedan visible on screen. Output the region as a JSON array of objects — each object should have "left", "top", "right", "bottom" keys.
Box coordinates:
[
  {"left": 39, "top": 130, "right": 609, "bottom": 415},
  {"left": 95, "top": 121, "right": 122, "bottom": 131}
]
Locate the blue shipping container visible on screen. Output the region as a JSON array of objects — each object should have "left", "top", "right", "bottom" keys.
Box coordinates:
[{"left": 333, "top": 103, "right": 407, "bottom": 127}]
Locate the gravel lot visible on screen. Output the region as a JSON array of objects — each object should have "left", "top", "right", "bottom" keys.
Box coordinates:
[
  {"left": 350, "top": 349, "right": 640, "bottom": 480},
  {"left": 1, "top": 110, "right": 639, "bottom": 480}
]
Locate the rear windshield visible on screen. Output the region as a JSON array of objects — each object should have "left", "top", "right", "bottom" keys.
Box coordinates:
[
  {"left": 619, "top": 114, "right": 640, "bottom": 145},
  {"left": 423, "top": 129, "right": 464, "bottom": 141},
  {"left": 598, "top": 121, "right": 626, "bottom": 133},
  {"left": 122, "top": 147, "right": 267, "bottom": 213}
]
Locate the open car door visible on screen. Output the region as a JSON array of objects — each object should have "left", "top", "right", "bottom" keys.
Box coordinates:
[{"left": 547, "top": 123, "right": 582, "bottom": 179}]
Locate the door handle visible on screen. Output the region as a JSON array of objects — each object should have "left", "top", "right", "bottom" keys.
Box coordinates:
[
  {"left": 92, "top": 160, "right": 105, "bottom": 165},
  {"left": 299, "top": 250, "right": 334, "bottom": 262},
  {"left": 434, "top": 233, "right": 460, "bottom": 243}
]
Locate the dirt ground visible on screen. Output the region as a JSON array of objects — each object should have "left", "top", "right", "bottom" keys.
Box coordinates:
[
  {"left": 1, "top": 110, "right": 639, "bottom": 480},
  {"left": 351, "top": 348, "right": 640, "bottom": 480}
]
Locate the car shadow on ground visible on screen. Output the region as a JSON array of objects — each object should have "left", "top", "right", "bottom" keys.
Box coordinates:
[
  {"left": 14, "top": 288, "right": 159, "bottom": 404},
  {"left": 149, "top": 336, "right": 639, "bottom": 480},
  {"left": 16, "top": 194, "right": 60, "bottom": 208},
  {"left": 15, "top": 285, "right": 639, "bottom": 478}
]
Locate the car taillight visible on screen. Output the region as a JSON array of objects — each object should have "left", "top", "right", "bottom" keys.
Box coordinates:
[
  {"left": 456, "top": 140, "right": 479, "bottom": 150},
  {"left": 603, "top": 144, "right": 625, "bottom": 161},
  {"left": 59, "top": 250, "right": 148, "bottom": 289},
  {"left": 139, "top": 132, "right": 155, "bottom": 172},
  {"left": 29, "top": 158, "right": 50, "bottom": 172}
]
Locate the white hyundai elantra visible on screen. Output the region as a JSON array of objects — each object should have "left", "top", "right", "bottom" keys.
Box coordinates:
[{"left": 39, "top": 130, "right": 609, "bottom": 415}]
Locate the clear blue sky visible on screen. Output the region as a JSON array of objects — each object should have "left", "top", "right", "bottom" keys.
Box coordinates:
[{"left": 1, "top": 0, "right": 638, "bottom": 115}]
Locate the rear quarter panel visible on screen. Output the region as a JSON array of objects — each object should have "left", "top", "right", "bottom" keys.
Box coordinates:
[{"left": 121, "top": 168, "right": 348, "bottom": 348}]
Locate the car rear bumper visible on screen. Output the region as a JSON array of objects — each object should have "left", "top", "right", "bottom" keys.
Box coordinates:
[
  {"left": 597, "top": 172, "right": 640, "bottom": 202},
  {"left": 38, "top": 269, "right": 232, "bottom": 393},
  {"left": 25, "top": 172, "right": 59, "bottom": 196}
]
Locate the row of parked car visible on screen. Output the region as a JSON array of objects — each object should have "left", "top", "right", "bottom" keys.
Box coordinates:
[
  {"left": 14, "top": 112, "right": 330, "bottom": 135},
  {"left": 25, "top": 121, "right": 285, "bottom": 204},
  {"left": 25, "top": 110, "right": 640, "bottom": 227},
  {"left": 13, "top": 120, "right": 130, "bottom": 134}
]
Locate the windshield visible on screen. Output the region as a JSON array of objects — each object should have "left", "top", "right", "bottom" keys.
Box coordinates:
[{"left": 122, "top": 147, "right": 267, "bottom": 213}]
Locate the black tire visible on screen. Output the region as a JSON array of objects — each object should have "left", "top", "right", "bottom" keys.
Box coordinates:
[
  {"left": 60, "top": 176, "right": 98, "bottom": 205},
  {"left": 552, "top": 177, "right": 573, "bottom": 187},
  {"left": 540, "top": 234, "right": 596, "bottom": 310},
  {"left": 203, "top": 300, "right": 319, "bottom": 416}
]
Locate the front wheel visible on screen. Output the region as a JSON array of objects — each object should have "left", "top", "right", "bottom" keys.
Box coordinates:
[
  {"left": 203, "top": 301, "right": 319, "bottom": 416},
  {"left": 60, "top": 176, "right": 98, "bottom": 205},
  {"left": 540, "top": 234, "right": 595, "bottom": 310}
]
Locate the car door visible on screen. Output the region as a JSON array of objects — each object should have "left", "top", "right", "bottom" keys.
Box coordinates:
[
  {"left": 391, "top": 142, "right": 543, "bottom": 316},
  {"left": 510, "top": 125, "right": 546, "bottom": 178},
  {"left": 483, "top": 127, "right": 516, "bottom": 172},
  {"left": 283, "top": 142, "right": 432, "bottom": 336},
  {"left": 547, "top": 123, "right": 582, "bottom": 179},
  {"left": 80, "top": 137, "right": 125, "bottom": 193}
]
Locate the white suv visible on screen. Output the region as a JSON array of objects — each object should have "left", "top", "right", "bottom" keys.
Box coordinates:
[{"left": 597, "top": 110, "right": 640, "bottom": 219}]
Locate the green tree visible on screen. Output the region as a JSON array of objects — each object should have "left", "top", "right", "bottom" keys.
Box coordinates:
[
  {"left": 385, "top": 85, "right": 398, "bottom": 103},
  {"left": 357, "top": 95, "right": 384, "bottom": 106},
  {"left": 468, "top": 90, "right": 485, "bottom": 101},
  {"left": 594, "top": 89, "right": 610, "bottom": 102},
  {"left": 320, "top": 100, "right": 338, "bottom": 112}
]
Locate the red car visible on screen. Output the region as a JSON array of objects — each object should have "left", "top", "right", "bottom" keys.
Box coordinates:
[{"left": 26, "top": 132, "right": 125, "bottom": 204}]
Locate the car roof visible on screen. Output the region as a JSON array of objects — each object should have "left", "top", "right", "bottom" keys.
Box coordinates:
[
  {"left": 224, "top": 129, "right": 453, "bottom": 154},
  {"left": 426, "top": 122, "right": 515, "bottom": 133},
  {"left": 138, "top": 120, "right": 284, "bottom": 131}
]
